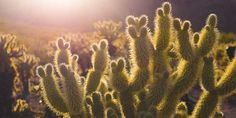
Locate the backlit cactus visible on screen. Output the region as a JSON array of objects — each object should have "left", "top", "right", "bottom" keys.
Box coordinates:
[
  {"left": 0, "top": 34, "right": 25, "bottom": 117},
  {"left": 86, "top": 39, "right": 109, "bottom": 94},
  {"left": 36, "top": 2, "right": 236, "bottom": 118},
  {"left": 37, "top": 38, "right": 110, "bottom": 117},
  {"left": 192, "top": 56, "right": 236, "bottom": 118}
]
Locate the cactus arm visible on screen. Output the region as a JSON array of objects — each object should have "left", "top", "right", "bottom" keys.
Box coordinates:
[
  {"left": 146, "top": 3, "right": 173, "bottom": 108},
  {"left": 110, "top": 58, "right": 129, "bottom": 92},
  {"left": 174, "top": 19, "right": 194, "bottom": 61},
  {"left": 153, "top": 2, "right": 172, "bottom": 73},
  {"left": 119, "top": 90, "right": 136, "bottom": 118},
  {"left": 147, "top": 72, "right": 169, "bottom": 106},
  {"left": 86, "top": 39, "right": 110, "bottom": 95},
  {"left": 126, "top": 15, "right": 152, "bottom": 92},
  {"left": 59, "top": 64, "right": 85, "bottom": 117},
  {"left": 87, "top": 92, "right": 105, "bottom": 118},
  {"left": 36, "top": 64, "right": 68, "bottom": 115},
  {"left": 104, "top": 92, "right": 122, "bottom": 117},
  {"left": 200, "top": 57, "right": 216, "bottom": 91},
  {"left": 215, "top": 58, "right": 236, "bottom": 96},
  {"left": 197, "top": 14, "right": 219, "bottom": 57},
  {"left": 110, "top": 58, "right": 135, "bottom": 118},
  {"left": 54, "top": 38, "right": 72, "bottom": 75},
  {"left": 158, "top": 59, "right": 201, "bottom": 118},
  {"left": 192, "top": 92, "right": 219, "bottom": 118},
  {"left": 154, "top": 2, "right": 172, "bottom": 51},
  {"left": 192, "top": 57, "right": 236, "bottom": 118}
]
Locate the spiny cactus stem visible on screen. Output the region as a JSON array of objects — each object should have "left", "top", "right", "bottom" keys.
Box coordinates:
[{"left": 192, "top": 92, "right": 219, "bottom": 118}]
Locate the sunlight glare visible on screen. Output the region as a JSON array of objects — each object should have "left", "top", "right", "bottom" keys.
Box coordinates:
[{"left": 39, "top": 0, "right": 89, "bottom": 11}]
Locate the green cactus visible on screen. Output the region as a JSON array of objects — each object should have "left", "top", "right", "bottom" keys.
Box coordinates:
[
  {"left": 157, "top": 14, "right": 218, "bottom": 118},
  {"left": 126, "top": 15, "right": 152, "bottom": 92},
  {"left": 192, "top": 56, "right": 236, "bottom": 118},
  {"left": 86, "top": 92, "right": 105, "bottom": 118},
  {"left": 197, "top": 14, "right": 219, "bottom": 57},
  {"left": 37, "top": 38, "right": 110, "bottom": 118},
  {"left": 146, "top": 2, "right": 173, "bottom": 108},
  {"left": 110, "top": 58, "right": 137, "bottom": 117},
  {"left": 104, "top": 92, "right": 122, "bottom": 117},
  {"left": 37, "top": 64, "right": 68, "bottom": 115},
  {"left": 36, "top": 2, "right": 236, "bottom": 118},
  {"left": 86, "top": 39, "right": 109, "bottom": 94},
  {"left": 153, "top": 2, "right": 172, "bottom": 73}
]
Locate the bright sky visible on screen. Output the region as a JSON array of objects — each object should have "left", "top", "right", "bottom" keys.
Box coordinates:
[
  {"left": 0, "top": 0, "right": 147, "bottom": 29},
  {"left": 0, "top": 0, "right": 166, "bottom": 32}
]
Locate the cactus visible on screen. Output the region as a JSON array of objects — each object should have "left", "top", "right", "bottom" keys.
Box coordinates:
[
  {"left": 192, "top": 56, "right": 236, "bottom": 118},
  {"left": 37, "top": 38, "right": 110, "bottom": 117},
  {"left": 86, "top": 92, "right": 105, "bottom": 118},
  {"left": 0, "top": 34, "right": 25, "bottom": 117},
  {"left": 93, "top": 21, "right": 127, "bottom": 57},
  {"left": 36, "top": 2, "right": 236, "bottom": 118},
  {"left": 86, "top": 39, "right": 109, "bottom": 94},
  {"left": 156, "top": 13, "right": 219, "bottom": 118},
  {"left": 109, "top": 14, "right": 153, "bottom": 117},
  {"left": 15, "top": 54, "right": 39, "bottom": 98}
]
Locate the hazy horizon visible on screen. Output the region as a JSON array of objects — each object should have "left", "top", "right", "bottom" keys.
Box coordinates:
[
  {"left": 0, "top": 0, "right": 156, "bottom": 31},
  {"left": 0, "top": 0, "right": 236, "bottom": 32}
]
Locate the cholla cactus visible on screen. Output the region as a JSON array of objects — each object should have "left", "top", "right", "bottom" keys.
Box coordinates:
[
  {"left": 0, "top": 34, "right": 25, "bottom": 117},
  {"left": 15, "top": 54, "right": 39, "bottom": 97},
  {"left": 93, "top": 20, "right": 128, "bottom": 57},
  {"left": 191, "top": 56, "right": 236, "bottom": 118},
  {"left": 37, "top": 38, "right": 110, "bottom": 117},
  {"left": 36, "top": 2, "right": 236, "bottom": 118},
  {"left": 86, "top": 40, "right": 109, "bottom": 94}
]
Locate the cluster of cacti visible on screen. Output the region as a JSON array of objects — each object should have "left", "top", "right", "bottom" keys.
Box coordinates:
[
  {"left": 53, "top": 33, "right": 97, "bottom": 76},
  {"left": 36, "top": 2, "right": 236, "bottom": 118},
  {"left": 0, "top": 34, "right": 45, "bottom": 117},
  {"left": 0, "top": 34, "right": 25, "bottom": 117},
  {"left": 14, "top": 54, "right": 39, "bottom": 98},
  {"left": 36, "top": 38, "right": 110, "bottom": 117},
  {"left": 62, "top": 21, "right": 128, "bottom": 75}
]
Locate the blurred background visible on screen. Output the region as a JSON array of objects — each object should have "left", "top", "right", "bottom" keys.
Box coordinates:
[
  {"left": 0, "top": 0, "right": 236, "bottom": 118},
  {"left": 1, "top": 0, "right": 236, "bottom": 32}
]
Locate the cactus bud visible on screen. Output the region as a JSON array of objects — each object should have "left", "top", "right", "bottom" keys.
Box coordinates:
[
  {"left": 163, "top": 2, "right": 171, "bottom": 15},
  {"left": 174, "top": 19, "right": 182, "bottom": 31},
  {"left": 139, "top": 15, "right": 148, "bottom": 27},
  {"left": 207, "top": 14, "right": 217, "bottom": 28}
]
